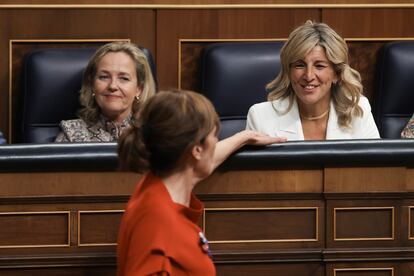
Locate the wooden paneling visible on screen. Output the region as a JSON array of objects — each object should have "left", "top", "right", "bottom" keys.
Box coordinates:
[
  {"left": 405, "top": 168, "right": 414, "bottom": 191},
  {"left": 157, "top": 8, "right": 319, "bottom": 90},
  {"left": 0, "top": 267, "right": 116, "bottom": 276},
  {"left": 326, "top": 200, "right": 402, "bottom": 249},
  {"left": 196, "top": 169, "right": 323, "bottom": 194},
  {"left": 401, "top": 262, "right": 414, "bottom": 275},
  {"left": 334, "top": 269, "right": 393, "bottom": 276},
  {"left": 323, "top": 8, "right": 414, "bottom": 38},
  {"left": 205, "top": 207, "right": 318, "bottom": 242},
  {"left": 325, "top": 167, "right": 406, "bottom": 193},
  {"left": 0, "top": 172, "right": 138, "bottom": 197},
  {"left": 334, "top": 207, "right": 394, "bottom": 240},
  {"left": 327, "top": 264, "right": 396, "bottom": 276},
  {"left": 347, "top": 41, "right": 384, "bottom": 101},
  {"left": 3, "top": 3, "right": 414, "bottom": 274},
  {"left": 216, "top": 262, "right": 324, "bottom": 276},
  {"left": 1, "top": 167, "right": 414, "bottom": 273},
  {"left": 0, "top": 212, "right": 69, "bottom": 247},
  {"left": 78, "top": 210, "right": 123, "bottom": 246},
  {"left": 409, "top": 207, "right": 414, "bottom": 239},
  {"left": 0, "top": 1, "right": 413, "bottom": 4}
]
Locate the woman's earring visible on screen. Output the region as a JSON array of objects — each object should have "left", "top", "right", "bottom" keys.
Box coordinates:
[
  {"left": 135, "top": 95, "right": 140, "bottom": 102},
  {"left": 92, "top": 92, "right": 96, "bottom": 97}
]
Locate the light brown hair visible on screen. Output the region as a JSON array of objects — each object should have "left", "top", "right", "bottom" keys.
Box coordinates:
[{"left": 118, "top": 90, "right": 220, "bottom": 175}]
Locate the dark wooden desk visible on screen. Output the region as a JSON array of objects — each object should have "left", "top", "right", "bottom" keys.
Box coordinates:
[{"left": 1, "top": 141, "right": 414, "bottom": 275}]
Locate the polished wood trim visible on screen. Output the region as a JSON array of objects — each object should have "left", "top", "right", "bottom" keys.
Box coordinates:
[
  {"left": 345, "top": 37, "right": 414, "bottom": 41},
  {"left": 8, "top": 38, "right": 130, "bottom": 142},
  {"left": 0, "top": 211, "right": 70, "bottom": 248},
  {"left": 325, "top": 167, "right": 405, "bottom": 193},
  {"left": 77, "top": 209, "right": 124, "bottom": 247},
  {"left": 0, "top": 195, "right": 130, "bottom": 204},
  {"left": 1, "top": 4, "right": 414, "bottom": 9},
  {"left": 333, "top": 267, "right": 394, "bottom": 275},
  {"left": 8, "top": 40, "right": 12, "bottom": 143},
  {"left": 178, "top": 39, "right": 182, "bottom": 90},
  {"left": 333, "top": 207, "right": 395, "bottom": 241},
  {"left": 203, "top": 207, "right": 319, "bottom": 244},
  {"left": 179, "top": 38, "right": 287, "bottom": 42},
  {"left": 409, "top": 206, "right": 414, "bottom": 240}
]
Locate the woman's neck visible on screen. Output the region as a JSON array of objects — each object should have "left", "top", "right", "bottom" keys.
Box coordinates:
[
  {"left": 297, "top": 98, "right": 331, "bottom": 140},
  {"left": 161, "top": 168, "right": 198, "bottom": 207},
  {"left": 101, "top": 111, "right": 131, "bottom": 124},
  {"left": 297, "top": 100, "right": 330, "bottom": 120}
]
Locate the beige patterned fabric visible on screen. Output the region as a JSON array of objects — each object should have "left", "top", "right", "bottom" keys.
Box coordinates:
[
  {"left": 54, "top": 116, "right": 131, "bottom": 142},
  {"left": 401, "top": 115, "right": 414, "bottom": 138}
]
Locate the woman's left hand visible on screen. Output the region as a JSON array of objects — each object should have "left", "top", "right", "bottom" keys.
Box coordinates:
[
  {"left": 212, "top": 130, "right": 286, "bottom": 170},
  {"left": 239, "top": 129, "right": 287, "bottom": 146}
]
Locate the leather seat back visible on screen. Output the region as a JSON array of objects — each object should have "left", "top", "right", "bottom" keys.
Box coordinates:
[
  {"left": 199, "top": 41, "right": 283, "bottom": 139},
  {"left": 374, "top": 41, "right": 414, "bottom": 138}
]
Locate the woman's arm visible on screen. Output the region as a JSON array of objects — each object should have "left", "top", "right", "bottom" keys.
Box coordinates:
[{"left": 213, "top": 130, "right": 286, "bottom": 169}]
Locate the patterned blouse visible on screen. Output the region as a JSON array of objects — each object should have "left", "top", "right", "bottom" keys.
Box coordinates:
[
  {"left": 401, "top": 114, "right": 414, "bottom": 138},
  {"left": 54, "top": 116, "right": 131, "bottom": 142}
]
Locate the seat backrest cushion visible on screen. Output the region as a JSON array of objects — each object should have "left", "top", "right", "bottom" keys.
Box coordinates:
[
  {"left": 200, "top": 41, "right": 283, "bottom": 139},
  {"left": 374, "top": 41, "right": 414, "bottom": 138},
  {"left": 21, "top": 48, "right": 97, "bottom": 143}
]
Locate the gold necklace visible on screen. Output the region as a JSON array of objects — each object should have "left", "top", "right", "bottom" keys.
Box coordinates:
[{"left": 300, "top": 109, "right": 329, "bottom": 121}]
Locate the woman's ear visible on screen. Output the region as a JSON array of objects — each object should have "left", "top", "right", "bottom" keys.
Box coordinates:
[
  {"left": 136, "top": 85, "right": 143, "bottom": 97},
  {"left": 191, "top": 144, "right": 203, "bottom": 160}
]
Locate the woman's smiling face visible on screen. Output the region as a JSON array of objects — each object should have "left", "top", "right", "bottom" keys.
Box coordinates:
[
  {"left": 93, "top": 51, "right": 141, "bottom": 123},
  {"left": 289, "top": 45, "right": 338, "bottom": 107}
]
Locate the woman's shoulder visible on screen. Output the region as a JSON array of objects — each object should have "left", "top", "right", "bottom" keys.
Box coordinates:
[
  {"left": 249, "top": 98, "right": 288, "bottom": 112},
  {"left": 358, "top": 96, "right": 370, "bottom": 106},
  {"left": 249, "top": 97, "right": 290, "bottom": 117},
  {"left": 126, "top": 176, "right": 178, "bottom": 225},
  {"left": 123, "top": 191, "right": 179, "bottom": 250},
  {"left": 248, "top": 100, "right": 268, "bottom": 110},
  {"left": 358, "top": 95, "right": 371, "bottom": 107},
  {"left": 60, "top": 119, "right": 89, "bottom": 130},
  {"left": 355, "top": 96, "right": 374, "bottom": 115},
  {"left": 57, "top": 119, "right": 99, "bottom": 142}
]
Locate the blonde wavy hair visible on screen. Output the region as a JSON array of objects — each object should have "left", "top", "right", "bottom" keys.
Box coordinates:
[
  {"left": 78, "top": 42, "right": 156, "bottom": 124},
  {"left": 267, "top": 20, "right": 363, "bottom": 129}
]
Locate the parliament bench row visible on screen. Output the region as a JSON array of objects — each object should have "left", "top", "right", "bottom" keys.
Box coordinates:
[{"left": 16, "top": 40, "right": 414, "bottom": 143}]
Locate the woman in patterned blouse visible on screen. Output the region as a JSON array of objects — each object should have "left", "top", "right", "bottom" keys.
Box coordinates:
[
  {"left": 401, "top": 115, "right": 414, "bottom": 138},
  {"left": 55, "top": 42, "right": 156, "bottom": 142}
]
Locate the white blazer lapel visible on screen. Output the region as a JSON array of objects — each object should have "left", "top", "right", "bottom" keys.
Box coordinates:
[
  {"left": 326, "top": 102, "right": 352, "bottom": 139},
  {"left": 276, "top": 98, "right": 304, "bottom": 140}
]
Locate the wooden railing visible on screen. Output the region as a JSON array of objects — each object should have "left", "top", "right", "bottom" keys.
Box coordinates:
[{"left": 1, "top": 140, "right": 414, "bottom": 275}]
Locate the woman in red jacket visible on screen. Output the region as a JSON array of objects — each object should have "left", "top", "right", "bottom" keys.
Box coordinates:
[{"left": 117, "top": 89, "right": 284, "bottom": 275}]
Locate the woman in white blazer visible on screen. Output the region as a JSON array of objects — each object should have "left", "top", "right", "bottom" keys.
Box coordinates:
[{"left": 246, "top": 21, "right": 380, "bottom": 141}]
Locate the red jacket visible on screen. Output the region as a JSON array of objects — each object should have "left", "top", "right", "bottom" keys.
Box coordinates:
[{"left": 117, "top": 173, "right": 215, "bottom": 275}]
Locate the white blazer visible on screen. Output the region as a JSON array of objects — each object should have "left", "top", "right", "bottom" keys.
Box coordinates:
[{"left": 246, "top": 96, "right": 380, "bottom": 140}]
